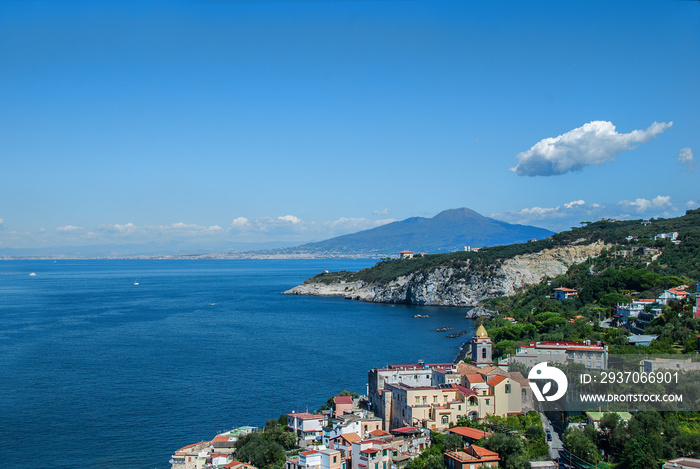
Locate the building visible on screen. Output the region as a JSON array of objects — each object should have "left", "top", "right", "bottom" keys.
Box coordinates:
[
  {"left": 323, "top": 411, "right": 383, "bottom": 446},
  {"left": 640, "top": 358, "right": 700, "bottom": 373},
  {"left": 334, "top": 395, "right": 355, "bottom": 418},
  {"left": 585, "top": 411, "right": 631, "bottom": 429},
  {"left": 468, "top": 325, "right": 492, "bottom": 366},
  {"left": 286, "top": 449, "right": 344, "bottom": 469},
  {"left": 627, "top": 334, "right": 658, "bottom": 346},
  {"left": 447, "top": 426, "right": 492, "bottom": 445},
  {"left": 662, "top": 458, "right": 700, "bottom": 468},
  {"left": 225, "top": 462, "right": 258, "bottom": 469},
  {"left": 658, "top": 286, "right": 690, "bottom": 305},
  {"left": 529, "top": 462, "right": 558, "bottom": 468},
  {"left": 509, "top": 341, "right": 608, "bottom": 370},
  {"left": 288, "top": 412, "right": 327, "bottom": 445},
  {"left": 368, "top": 362, "right": 457, "bottom": 426},
  {"left": 444, "top": 446, "right": 500, "bottom": 469},
  {"left": 170, "top": 441, "right": 211, "bottom": 469},
  {"left": 400, "top": 251, "right": 414, "bottom": 259},
  {"left": 553, "top": 288, "right": 578, "bottom": 301}
]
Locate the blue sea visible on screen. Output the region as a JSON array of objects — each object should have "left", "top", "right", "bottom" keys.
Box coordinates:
[{"left": 0, "top": 259, "right": 474, "bottom": 468}]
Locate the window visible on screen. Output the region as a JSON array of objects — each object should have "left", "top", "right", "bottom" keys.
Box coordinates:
[
  {"left": 415, "top": 396, "right": 420, "bottom": 404},
  {"left": 482, "top": 348, "right": 487, "bottom": 359},
  {"left": 469, "top": 397, "right": 477, "bottom": 406},
  {"left": 485, "top": 399, "right": 490, "bottom": 405},
  {"left": 433, "top": 396, "right": 438, "bottom": 403},
  {"left": 458, "top": 405, "right": 462, "bottom": 411},
  {"left": 334, "top": 457, "right": 337, "bottom": 463},
  {"left": 422, "top": 397, "right": 427, "bottom": 405},
  {"left": 442, "top": 415, "right": 449, "bottom": 424},
  {"left": 505, "top": 384, "right": 511, "bottom": 394}
]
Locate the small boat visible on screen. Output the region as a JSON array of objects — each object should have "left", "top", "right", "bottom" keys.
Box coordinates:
[
  {"left": 29, "top": 272, "right": 37, "bottom": 277},
  {"left": 134, "top": 279, "right": 139, "bottom": 285}
]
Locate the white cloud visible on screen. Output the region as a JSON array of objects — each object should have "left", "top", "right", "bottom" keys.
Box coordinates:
[
  {"left": 679, "top": 147, "right": 696, "bottom": 172},
  {"left": 618, "top": 195, "right": 672, "bottom": 213},
  {"left": 373, "top": 208, "right": 390, "bottom": 216},
  {"left": 56, "top": 225, "right": 85, "bottom": 232},
  {"left": 564, "top": 200, "right": 586, "bottom": 209},
  {"left": 96, "top": 222, "right": 138, "bottom": 235},
  {"left": 277, "top": 215, "right": 301, "bottom": 224},
  {"left": 231, "top": 217, "right": 249, "bottom": 227},
  {"left": 162, "top": 222, "right": 223, "bottom": 233},
  {"left": 0, "top": 217, "right": 4, "bottom": 230},
  {"left": 687, "top": 200, "right": 699, "bottom": 209},
  {"left": 511, "top": 120, "right": 673, "bottom": 176}
]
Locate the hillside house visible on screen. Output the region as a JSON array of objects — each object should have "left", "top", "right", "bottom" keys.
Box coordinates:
[
  {"left": 553, "top": 288, "right": 578, "bottom": 301},
  {"left": 445, "top": 446, "right": 500, "bottom": 469}
]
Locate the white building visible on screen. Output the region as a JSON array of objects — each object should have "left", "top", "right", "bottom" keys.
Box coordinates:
[{"left": 510, "top": 341, "right": 608, "bottom": 370}]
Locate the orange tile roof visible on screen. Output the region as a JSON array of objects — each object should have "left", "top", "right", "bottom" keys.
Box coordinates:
[
  {"left": 463, "top": 373, "right": 485, "bottom": 383},
  {"left": 301, "top": 450, "right": 319, "bottom": 456},
  {"left": 339, "top": 432, "right": 362, "bottom": 443},
  {"left": 469, "top": 445, "right": 499, "bottom": 459},
  {"left": 369, "top": 430, "right": 390, "bottom": 436},
  {"left": 448, "top": 427, "right": 491, "bottom": 439},
  {"left": 488, "top": 375, "right": 507, "bottom": 386},
  {"left": 213, "top": 435, "right": 231, "bottom": 443}
]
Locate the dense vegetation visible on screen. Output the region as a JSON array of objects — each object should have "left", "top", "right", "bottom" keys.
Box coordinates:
[{"left": 564, "top": 411, "right": 700, "bottom": 468}]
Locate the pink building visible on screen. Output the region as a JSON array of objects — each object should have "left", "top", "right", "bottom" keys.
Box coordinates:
[{"left": 334, "top": 395, "right": 354, "bottom": 418}]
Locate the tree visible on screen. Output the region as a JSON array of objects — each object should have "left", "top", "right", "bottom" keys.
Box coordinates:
[
  {"left": 563, "top": 427, "right": 600, "bottom": 465},
  {"left": 444, "top": 433, "right": 463, "bottom": 452}
]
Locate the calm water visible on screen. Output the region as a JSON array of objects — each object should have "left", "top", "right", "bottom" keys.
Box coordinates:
[{"left": 0, "top": 259, "right": 474, "bottom": 468}]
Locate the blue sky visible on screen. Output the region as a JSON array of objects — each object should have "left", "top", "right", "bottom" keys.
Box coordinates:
[{"left": 1, "top": 0, "right": 698, "bottom": 252}]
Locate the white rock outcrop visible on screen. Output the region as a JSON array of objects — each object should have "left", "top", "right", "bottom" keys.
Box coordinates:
[{"left": 283, "top": 241, "right": 608, "bottom": 306}]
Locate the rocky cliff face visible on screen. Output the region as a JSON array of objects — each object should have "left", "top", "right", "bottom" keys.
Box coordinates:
[{"left": 283, "top": 241, "right": 607, "bottom": 306}]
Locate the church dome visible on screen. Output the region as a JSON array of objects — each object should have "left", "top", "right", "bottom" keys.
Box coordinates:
[{"left": 475, "top": 324, "right": 489, "bottom": 338}]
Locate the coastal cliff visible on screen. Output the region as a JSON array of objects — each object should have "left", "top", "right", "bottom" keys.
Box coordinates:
[{"left": 283, "top": 241, "right": 608, "bottom": 306}]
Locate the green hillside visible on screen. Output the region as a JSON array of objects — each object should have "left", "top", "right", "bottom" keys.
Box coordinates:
[{"left": 308, "top": 208, "right": 700, "bottom": 286}]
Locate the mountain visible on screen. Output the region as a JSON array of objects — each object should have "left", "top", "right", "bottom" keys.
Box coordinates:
[
  {"left": 259, "top": 208, "right": 555, "bottom": 257},
  {"left": 284, "top": 208, "right": 700, "bottom": 306}
]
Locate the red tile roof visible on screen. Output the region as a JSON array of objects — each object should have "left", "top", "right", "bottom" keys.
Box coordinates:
[
  {"left": 463, "top": 373, "right": 485, "bottom": 384},
  {"left": 369, "top": 430, "right": 390, "bottom": 436},
  {"left": 363, "top": 448, "right": 380, "bottom": 454},
  {"left": 213, "top": 435, "right": 231, "bottom": 443},
  {"left": 288, "top": 413, "right": 324, "bottom": 420},
  {"left": 334, "top": 396, "right": 353, "bottom": 404},
  {"left": 488, "top": 375, "right": 507, "bottom": 386},
  {"left": 300, "top": 450, "right": 319, "bottom": 456},
  {"left": 448, "top": 427, "right": 492, "bottom": 439},
  {"left": 469, "top": 445, "right": 499, "bottom": 459},
  {"left": 391, "top": 426, "right": 421, "bottom": 434}
]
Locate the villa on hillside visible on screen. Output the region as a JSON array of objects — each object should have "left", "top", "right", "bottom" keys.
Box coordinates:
[{"left": 553, "top": 288, "right": 578, "bottom": 301}]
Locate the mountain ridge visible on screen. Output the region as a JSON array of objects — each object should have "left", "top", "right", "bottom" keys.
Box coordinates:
[{"left": 249, "top": 207, "right": 554, "bottom": 258}]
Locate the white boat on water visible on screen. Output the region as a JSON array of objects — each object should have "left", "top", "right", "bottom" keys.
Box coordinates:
[
  {"left": 134, "top": 279, "right": 139, "bottom": 285},
  {"left": 29, "top": 272, "right": 36, "bottom": 277}
]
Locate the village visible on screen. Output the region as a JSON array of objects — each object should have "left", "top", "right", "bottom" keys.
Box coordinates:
[{"left": 170, "top": 271, "right": 700, "bottom": 469}]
